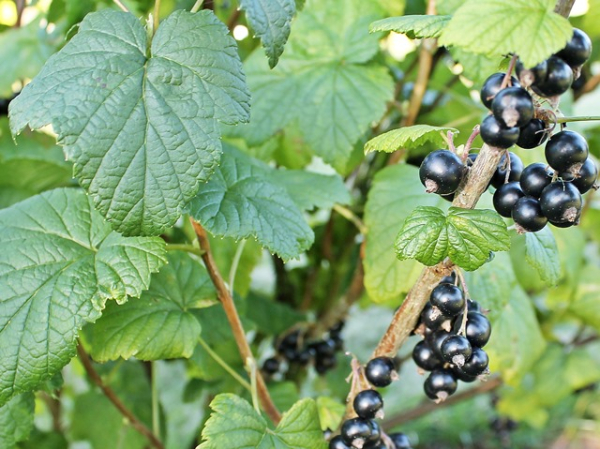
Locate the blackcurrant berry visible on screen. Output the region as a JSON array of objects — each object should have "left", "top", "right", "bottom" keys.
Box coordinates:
[
  {"left": 467, "top": 299, "right": 481, "bottom": 313},
  {"left": 419, "top": 150, "right": 465, "bottom": 195},
  {"left": 492, "top": 87, "right": 534, "bottom": 128},
  {"left": 341, "top": 418, "right": 373, "bottom": 448},
  {"left": 262, "top": 357, "right": 280, "bottom": 374},
  {"left": 430, "top": 283, "right": 465, "bottom": 317},
  {"left": 388, "top": 432, "right": 411, "bottom": 449},
  {"left": 412, "top": 340, "right": 444, "bottom": 371},
  {"left": 353, "top": 390, "right": 384, "bottom": 420},
  {"left": 452, "top": 367, "right": 478, "bottom": 383},
  {"left": 493, "top": 182, "right": 525, "bottom": 217},
  {"left": 540, "top": 181, "right": 582, "bottom": 224},
  {"left": 518, "top": 119, "right": 548, "bottom": 149},
  {"left": 480, "top": 115, "right": 520, "bottom": 149},
  {"left": 365, "top": 357, "right": 397, "bottom": 388},
  {"left": 549, "top": 219, "right": 577, "bottom": 228},
  {"left": 441, "top": 335, "right": 473, "bottom": 367},
  {"left": 295, "top": 348, "right": 313, "bottom": 366},
  {"left": 556, "top": 28, "right": 592, "bottom": 67},
  {"left": 480, "top": 73, "right": 520, "bottom": 109},
  {"left": 516, "top": 59, "right": 548, "bottom": 87},
  {"left": 440, "top": 271, "right": 457, "bottom": 284},
  {"left": 329, "top": 435, "right": 351, "bottom": 449},
  {"left": 459, "top": 347, "right": 489, "bottom": 376},
  {"left": 366, "top": 420, "right": 381, "bottom": 446},
  {"left": 424, "top": 369, "right": 458, "bottom": 401},
  {"left": 463, "top": 311, "right": 492, "bottom": 347},
  {"left": 314, "top": 339, "right": 336, "bottom": 358},
  {"left": 532, "top": 56, "right": 573, "bottom": 97},
  {"left": 545, "top": 130, "right": 589, "bottom": 172},
  {"left": 520, "top": 163, "right": 554, "bottom": 198},
  {"left": 278, "top": 330, "right": 300, "bottom": 353},
  {"left": 315, "top": 354, "right": 337, "bottom": 374},
  {"left": 491, "top": 151, "right": 524, "bottom": 188},
  {"left": 420, "top": 302, "right": 449, "bottom": 330},
  {"left": 426, "top": 329, "right": 451, "bottom": 359},
  {"left": 512, "top": 196, "right": 548, "bottom": 232},
  {"left": 564, "top": 158, "right": 598, "bottom": 194}
]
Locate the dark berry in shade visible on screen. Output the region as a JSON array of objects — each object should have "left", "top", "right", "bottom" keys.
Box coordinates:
[
  {"left": 262, "top": 357, "right": 280, "bottom": 374},
  {"left": 492, "top": 87, "right": 534, "bottom": 128},
  {"left": 315, "top": 354, "right": 337, "bottom": 374},
  {"left": 419, "top": 150, "right": 465, "bottom": 195},
  {"left": 426, "top": 329, "right": 451, "bottom": 359},
  {"left": 556, "top": 28, "right": 592, "bottom": 67},
  {"left": 520, "top": 163, "right": 554, "bottom": 198},
  {"left": 353, "top": 390, "right": 384, "bottom": 420},
  {"left": 545, "top": 130, "right": 589, "bottom": 172},
  {"left": 491, "top": 151, "right": 524, "bottom": 188},
  {"left": 532, "top": 56, "right": 573, "bottom": 97},
  {"left": 314, "top": 339, "right": 336, "bottom": 358},
  {"left": 420, "top": 302, "right": 448, "bottom": 330},
  {"left": 459, "top": 347, "right": 490, "bottom": 376},
  {"left": 468, "top": 299, "right": 482, "bottom": 313},
  {"left": 518, "top": 119, "right": 548, "bottom": 149},
  {"left": 295, "top": 348, "right": 313, "bottom": 365},
  {"left": 278, "top": 330, "right": 300, "bottom": 352},
  {"left": 430, "top": 283, "right": 465, "bottom": 317},
  {"left": 480, "top": 72, "right": 520, "bottom": 109},
  {"left": 512, "top": 196, "right": 548, "bottom": 232},
  {"left": 550, "top": 218, "right": 578, "bottom": 228},
  {"left": 364, "top": 443, "right": 386, "bottom": 449},
  {"left": 452, "top": 367, "right": 478, "bottom": 383},
  {"left": 424, "top": 369, "right": 458, "bottom": 401},
  {"left": 516, "top": 59, "right": 548, "bottom": 86},
  {"left": 366, "top": 420, "right": 381, "bottom": 446},
  {"left": 341, "top": 418, "right": 373, "bottom": 447},
  {"left": 493, "top": 182, "right": 525, "bottom": 217},
  {"left": 463, "top": 311, "right": 492, "bottom": 347},
  {"left": 540, "top": 181, "right": 582, "bottom": 224},
  {"left": 389, "top": 432, "right": 412, "bottom": 449},
  {"left": 480, "top": 115, "right": 520, "bottom": 149},
  {"left": 413, "top": 340, "right": 444, "bottom": 371},
  {"left": 441, "top": 335, "right": 473, "bottom": 367},
  {"left": 365, "top": 357, "right": 397, "bottom": 387},
  {"left": 565, "top": 158, "right": 598, "bottom": 194},
  {"left": 329, "top": 435, "right": 351, "bottom": 449}
]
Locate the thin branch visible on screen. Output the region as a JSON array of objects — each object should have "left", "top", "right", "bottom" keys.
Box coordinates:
[
  {"left": 228, "top": 239, "right": 247, "bottom": 294},
  {"left": 166, "top": 243, "right": 204, "bottom": 258},
  {"left": 554, "top": 0, "right": 576, "bottom": 16},
  {"left": 197, "top": 337, "right": 252, "bottom": 391},
  {"left": 153, "top": 0, "right": 161, "bottom": 34},
  {"left": 333, "top": 204, "right": 367, "bottom": 235},
  {"left": 190, "top": 0, "right": 204, "bottom": 13},
  {"left": 76, "top": 344, "right": 164, "bottom": 449},
  {"left": 14, "top": 0, "right": 25, "bottom": 27},
  {"left": 190, "top": 218, "right": 282, "bottom": 425},
  {"left": 227, "top": 9, "right": 242, "bottom": 31},
  {"left": 556, "top": 116, "right": 600, "bottom": 124},
  {"left": 151, "top": 362, "right": 160, "bottom": 440},
  {"left": 113, "top": 0, "right": 130, "bottom": 12}
]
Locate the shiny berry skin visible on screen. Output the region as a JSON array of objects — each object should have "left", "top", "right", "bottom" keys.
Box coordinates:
[
  {"left": 419, "top": 150, "right": 465, "bottom": 195},
  {"left": 540, "top": 181, "right": 582, "bottom": 224},
  {"left": 441, "top": 335, "right": 473, "bottom": 367},
  {"left": 512, "top": 196, "right": 548, "bottom": 232},
  {"left": 545, "top": 130, "right": 589, "bottom": 172},
  {"left": 520, "top": 163, "right": 553, "bottom": 198},
  {"left": 493, "top": 182, "right": 525, "bottom": 217},
  {"left": 427, "top": 329, "right": 451, "bottom": 359},
  {"left": 412, "top": 340, "right": 444, "bottom": 371},
  {"left": 353, "top": 390, "right": 384, "bottom": 420},
  {"left": 430, "top": 283, "right": 465, "bottom": 317},
  {"left": 480, "top": 115, "right": 520, "bottom": 149},
  {"left": 424, "top": 369, "right": 458, "bottom": 401},
  {"left": 452, "top": 367, "right": 478, "bottom": 383},
  {"left": 366, "top": 420, "right": 381, "bottom": 446},
  {"left": 329, "top": 435, "right": 351, "bottom": 449},
  {"left": 566, "top": 158, "right": 598, "bottom": 194},
  {"left": 420, "top": 302, "right": 448, "bottom": 330},
  {"left": 556, "top": 28, "right": 592, "bottom": 67},
  {"left": 491, "top": 151, "right": 524, "bottom": 188},
  {"left": 532, "top": 56, "right": 573, "bottom": 97},
  {"left": 365, "top": 357, "right": 396, "bottom": 387},
  {"left": 516, "top": 60, "right": 548, "bottom": 86},
  {"left": 440, "top": 271, "right": 457, "bottom": 284},
  {"left": 463, "top": 312, "right": 492, "bottom": 347},
  {"left": 480, "top": 73, "right": 520, "bottom": 109},
  {"left": 389, "top": 432, "right": 411, "bottom": 449},
  {"left": 492, "top": 87, "right": 534, "bottom": 128},
  {"left": 262, "top": 357, "right": 280, "bottom": 374},
  {"left": 341, "top": 418, "right": 373, "bottom": 447},
  {"left": 468, "top": 299, "right": 482, "bottom": 313},
  {"left": 518, "top": 119, "right": 548, "bottom": 149},
  {"left": 460, "top": 347, "right": 489, "bottom": 376}
]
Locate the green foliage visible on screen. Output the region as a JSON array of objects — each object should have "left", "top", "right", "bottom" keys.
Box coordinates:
[
  {"left": 370, "top": 14, "right": 451, "bottom": 38},
  {"left": 525, "top": 227, "right": 562, "bottom": 286},
  {"left": 364, "top": 125, "right": 457, "bottom": 154},
  {"left": 0, "top": 393, "right": 34, "bottom": 447}
]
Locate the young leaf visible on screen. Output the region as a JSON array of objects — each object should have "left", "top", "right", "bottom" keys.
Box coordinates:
[
  {"left": 525, "top": 227, "right": 561, "bottom": 286},
  {"left": 439, "top": 0, "right": 573, "bottom": 67},
  {"left": 316, "top": 396, "right": 346, "bottom": 432},
  {"left": 239, "top": 0, "right": 296, "bottom": 68},
  {"left": 0, "top": 393, "right": 34, "bottom": 447},
  {"left": 0, "top": 188, "right": 166, "bottom": 406},
  {"left": 90, "top": 251, "right": 216, "bottom": 361},
  {"left": 364, "top": 125, "right": 457, "bottom": 154},
  {"left": 394, "top": 206, "right": 449, "bottom": 265},
  {"left": 9, "top": 10, "right": 250, "bottom": 236},
  {"left": 369, "top": 15, "right": 452, "bottom": 38}
]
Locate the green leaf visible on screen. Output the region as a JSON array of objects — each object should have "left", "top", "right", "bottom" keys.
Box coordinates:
[
  {"left": 439, "top": 0, "right": 573, "bottom": 67},
  {"left": 569, "top": 265, "right": 600, "bottom": 331},
  {"left": 525, "top": 227, "right": 561, "bottom": 286},
  {"left": 364, "top": 125, "right": 457, "bottom": 154},
  {"left": 437, "top": 0, "right": 466, "bottom": 14},
  {"left": 186, "top": 147, "right": 314, "bottom": 261},
  {"left": 316, "top": 396, "right": 345, "bottom": 432},
  {"left": 369, "top": 15, "right": 451, "bottom": 38},
  {"left": 245, "top": 294, "right": 306, "bottom": 334},
  {"left": 90, "top": 251, "right": 215, "bottom": 361},
  {"left": 0, "top": 393, "right": 34, "bottom": 447},
  {"left": 10, "top": 10, "right": 250, "bottom": 236},
  {"left": 240, "top": 0, "right": 296, "bottom": 68},
  {"left": 395, "top": 206, "right": 510, "bottom": 271},
  {"left": 450, "top": 48, "right": 506, "bottom": 84},
  {"left": 199, "top": 394, "right": 326, "bottom": 449},
  {"left": 0, "top": 188, "right": 166, "bottom": 405}
]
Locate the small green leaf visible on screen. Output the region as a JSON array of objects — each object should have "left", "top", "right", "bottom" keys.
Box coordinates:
[
  {"left": 439, "top": 0, "right": 573, "bottom": 67},
  {"left": 450, "top": 48, "right": 506, "bottom": 84},
  {"left": 0, "top": 393, "right": 35, "bottom": 447},
  {"left": 365, "top": 125, "right": 457, "bottom": 154},
  {"left": 316, "top": 397, "right": 346, "bottom": 431},
  {"left": 370, "top": 15, "right": 451, "bottom": 38},
  {"left": 394, "top": 206, "right": 449, "bottom": 265},
  {"left": 525, "top": 227, "right": 561, "bottom": 286}
]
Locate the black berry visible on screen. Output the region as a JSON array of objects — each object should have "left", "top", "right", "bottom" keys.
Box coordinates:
[
  {"left": 491, "top": 151, "right": 524, "bottom": 188},
  {"left": 545, "top": 130, "right": 589, "bottom": 173},
  {"left": 412, "top": 340, "right": 444, "bottom": 371},
  {"left": 493, "top": 182, "right": 525, "bottom": 217},
  {"left": 353, "top": 390, "right": 384, "bottom": 420},
  {"left": 365, "top": 357, "right": 396, "bottom": 388},
  {"left": 459, "top": 347, "right": 489, "bottom": 376},
  {"left": 512, "top": 196, "right": 548, "bottom": 232},
  {"left": 480, "top": 72, "right": 520, "bottom": 109},
  {"left": 516, "top": 59, "right": 548, "bottom": 87},
  {"left": 341, "top": 418, "right": 373, "bottom": 448},
  {"left": 452, "top": 368, "right": 478, "bottom": 383},
  {"left": 330, "top": 435, "right": 351, "bottom": 449},
  {"left": 420, "top": 302, "right": 448, "bottom": 330},
  {"left": 532, "top": 56, "right": 573, "bottom": 97},
  {"left": 424, "top": 369, "right": 458, "bottom": 401},
  {"left": 480, "top": 115, "right": 520, "bottom": 149},
  {"left": 389, "top": 432, "right": 411, "bottom": 449},
  {"left": 441, "top": 335, "right": 473, "bottom": 367},
  {"left": 520, "top": 163, "right": 553, "bottom": 198},
  {"left": 564, "top": 158, "right": 598, "bottom": 194},
  {"left": 262, "top": 357, "right": 280, "bottom": 374},
  {"left": 426, "top": 329, "right": 451, "bottom": 359},
  {"left": 463, "top": 311, "right": 492, "bottom": 348},
  {"left": 430, "top": 283, "right": 465, "bottom": 317},
  {"left": 419, "top": 150, "right": 465, "bottom": 195},
  {"left": 556, "top": 28, "right": 592, "bottom": 67},
  {"left": 492, "top": 87, "right": 534, "bottom": 128},
  {"left": 540, "top": 181, "right": 582, "bottom": 224},
  {"left": 366, "top": 420, "right": 381, "bottom": 446},
  {"left": 518, "top": 119, "right": 548, "bottom": 149}
]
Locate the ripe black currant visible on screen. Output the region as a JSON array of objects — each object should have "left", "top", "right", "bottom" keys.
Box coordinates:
[
  {"left": 493, "top": 182, "right": 525, "bottom": 217},
  {"left": 419, "top": 150, "right": 465, "bottom": 195},
  {"left": 516, "top": 60, "right": 548, "bottom": 87},
  {"left": 388, "top": 432, "right": 412, "bottom": 449},
  {"left": 314, "top": 339, "right": 336, "bottom": 358},
  {"left": 430, "top": 283, "right": 465, "bottom": 317},
  {"left": 367, "top": 420, "right": 381, "bottom": 446},
  {"left": 427, "top": 329, "right": 451, "bottom": 359},
  {"left": 540, "top": 181, "right": 582, "bottom": 224},
  {"left": 420, "top": 302, "right": 448, "bottom": 330},
  {"left": 452, "top": 368, "right": 478, "bottom": 383},
  {"left": 441, "top": 335, "right": 473, "bottom": 367},
  {"left": 315, "top": 354, "right": 337, "bottom": 374},
  {"left": 491, "top": 151, "right": 524, "bottom": 188},
  {"left": 412, "top": 340, "right": 444, "bottom": 371},
  {"left": 564, "top": 158, "right": 598, "bottom": 194},
  {"left": 520, "top": 163, "right": 553, "bottom": 198},
  {"left": 518, "top": 119, "right": 548, "bottom": 149},
  {"left": 532, "top": 56, "right": 573, "bottom": 97},
  {"left": 468, "top": 299, "right": 482, "bottom": 313},
  {"left": 492, "top": 87, "right": 534, "bottom": 128},
  {"left": 512, "top": 196, "right": 548, "bottom": 232},
  {"left": 463, "top": 311, "right": 492, "bottom": 347},
  {"left": 353, "top": 390, "right": 384, "bottom": 420},
  {"left": 341, "top": 418, "right": 373, "bottom": 448},
  {"left": 480, "top": 115, "right": 520, "bottom": 149},
  {"left": 365, "top": 357, "right": 397, "bottom": 388},
  {"left": 459, "top": 347, "right": 489, "bottom": 376},
  {"left": 545, "top": 130, "right": 589, "bottom": 172},
  {"left": 556, "top": 28, "right": 592, "bottom": 67},
  {"left": 262, "top": 357, "right": 280, "bottom": 375},
  {"left": 480, "top": 72, "right": 520, "bottom": 109},
  {"left": 424, "top": 369, "right": 458, "bottom": 401},
  {"left": 440, "top": 271, "right": 457, "bottom": 285},
  {"left": 330, "top": 435, "right": 351, "bottom": 449}
]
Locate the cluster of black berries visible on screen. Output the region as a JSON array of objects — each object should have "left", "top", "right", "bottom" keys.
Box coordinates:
[
  {"left": 262, "top": 321, "right": 345, "bottom": 377},
  {"left": 413, "top": 274, "right": 491, "bottom": 402},
  {"left": 331, "top": 357, "right": 412, "bottom": 449}
]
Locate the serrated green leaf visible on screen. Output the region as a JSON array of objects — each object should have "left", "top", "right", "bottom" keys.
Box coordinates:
[
  {"left": 525, "top": 227, "right": 561, "bottom": 286},
  {"left": 450, "top": 48, "right": 505, "bottom": 84},
  {"left": 394, "top": 206, "right": 449, "bottom": 264},
  {"left": 90, "top": 251, "right": 215, "bottom": 361},
  {"left": 316, "top": 396, "right": 345, "bottom": 432},
  {"left": 439, "top": 0, "right": 573, "bottom": 67},
  {"left": 240, "top": 0, "right": 296, "bottom": 68},
  {"left": 370, "top": 15, "right": 451, "bottom": 38},
  {"left": 0, "top": 188, "right": 166, "bottom": 405},
  {"left": 186, "top": 147, "right": 314, "bottom": 261},
  {"left": 199, "top": 394, "right": 326, "bottom": 449},
  {"left": 0, "top": 393, "right": 34, "bottom": 447},
  {"left": 10, "top": 10, "right": 250, "bottom": 236},
  {"left": 364, "top": 125, "right": 457, "bottom": 154}
]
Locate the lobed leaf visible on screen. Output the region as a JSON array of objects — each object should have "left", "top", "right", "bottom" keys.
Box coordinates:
[
  {"left": 365, "top": 125, "right": 457, "bottom": 154},
  {"left": 370, "top": 15, "right": 452, "bottom": 38},
  {"left": 525, "top": 227, "right": 561, "bottom": 286}
]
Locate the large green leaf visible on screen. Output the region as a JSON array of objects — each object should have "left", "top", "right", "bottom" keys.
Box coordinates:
[
  {"left": 187, "top": 147, "right": 314, "bottom": 261},
  {"left": 10, "top": 10, "right": 250, "bottom": 236},
  {"left": 569, "top": 265, "right": 600, "bottom": 331},
  {"left": 525, "top": 227, "right": 561, "bottom": 286},
  {"left": 0, "top": 188, "right": 166, "bottom": 405},
  {"left": 369, "top": 15, "right": 451, "bottom": 38},
  {"left": 439, "top": 0, "right": 573, "bottom": 67},
  {"left": 199, "top": 394, "right": 326, "bottom": 448},
  {"left": 90, "top": 251, "right": 215, "bottom": 361},
  {"left": 364, "top": 125, "right": 457, "bottom": 154},
  {"left": 239, "top": 0, "right": 296, "bottom": 68},
  {"left": 0, "top": 393, "right": 34, "bottom": 447}
]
